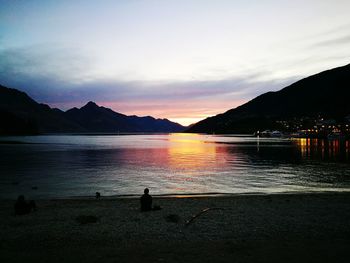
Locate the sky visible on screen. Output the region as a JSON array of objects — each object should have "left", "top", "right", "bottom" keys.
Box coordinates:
[{"left": 0, "top": 0, "right": 350, "bottom": 125}]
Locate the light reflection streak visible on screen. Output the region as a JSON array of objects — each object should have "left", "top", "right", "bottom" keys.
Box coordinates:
[{"left": 293, "top": 138, "right": 349, "bottom": 161}]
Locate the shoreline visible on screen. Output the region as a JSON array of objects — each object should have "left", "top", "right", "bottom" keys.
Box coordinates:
[{"left": 3, "top": 189, "right": 350, "bottom": 201}]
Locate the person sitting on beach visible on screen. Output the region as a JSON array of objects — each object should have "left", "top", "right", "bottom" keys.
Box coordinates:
[
  {"left": 140, "top": 188, "right": 152, "bottom": 211},
  {"left": 14, "top": 195, "right": 36, "bottom": 215},
  {"left": 95, "top": 192, "right": 101, "bottom": 199}
]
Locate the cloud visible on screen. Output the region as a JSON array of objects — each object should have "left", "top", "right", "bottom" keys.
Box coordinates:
[
  {"left": 303, "top": 23, "right": 350, "bottom": 40},
  {"left": 311, "top": 34, "right": 350, "bottom": 48},
  {"left": 0, "top": 44, "right": 93, "bottom": 83},
  {"left": 0, "top": 44, "right": 298, "bottom": 124}
]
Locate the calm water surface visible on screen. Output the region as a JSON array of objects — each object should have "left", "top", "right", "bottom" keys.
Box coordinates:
[{"left": 0, "top": 134, "right": 349, "bottom": 198}]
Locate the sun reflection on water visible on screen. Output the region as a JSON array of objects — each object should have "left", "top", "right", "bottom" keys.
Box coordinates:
[{"left": 167, "top": 133, "right": 218, "bottom": 171}]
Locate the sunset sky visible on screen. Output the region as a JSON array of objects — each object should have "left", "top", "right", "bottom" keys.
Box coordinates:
[{"left": 1, "top": 0, "right": 350, "bottom": 125}]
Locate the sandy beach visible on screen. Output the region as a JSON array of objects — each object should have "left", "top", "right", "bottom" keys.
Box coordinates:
[{"left": 1, "top": 192, "right": 350, "bottom": 263}]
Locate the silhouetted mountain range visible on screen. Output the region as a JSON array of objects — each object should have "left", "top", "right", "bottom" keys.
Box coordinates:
[
  {"left": 0, "top": 85, "right": 83, "bottom": 134},
  {"left": 0, "top": 85, "right": 185, "bottom": 134},
  {"left": 65, "top": 101, "right": 184, "bottom": 133},
  {"left": 187, "top": 64, "right": 350, "bottom": 134}
]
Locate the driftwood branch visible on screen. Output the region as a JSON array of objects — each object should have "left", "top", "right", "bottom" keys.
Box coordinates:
[{"left": 185, "top": 207, "right": 223, "bottom": 227}]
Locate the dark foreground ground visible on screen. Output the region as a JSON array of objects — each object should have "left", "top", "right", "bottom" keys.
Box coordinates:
[{"left": 1, "top": 192, "right": 350, "bottom": 263}]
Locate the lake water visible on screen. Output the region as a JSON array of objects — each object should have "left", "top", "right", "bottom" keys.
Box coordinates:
[{"left": 0, "top": 134, "right": 349, "bottom": 199}]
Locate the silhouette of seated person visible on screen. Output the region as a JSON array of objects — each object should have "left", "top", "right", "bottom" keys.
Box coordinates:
[
  {"left": 140, "top": 188, "right": 153, "bottom": 211},
  {"left": 14, "top": 195, "right": 36, "bottom": 215}
]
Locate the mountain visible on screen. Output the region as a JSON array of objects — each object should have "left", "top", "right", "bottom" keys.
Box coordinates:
[
  {"left": 65, "top": 101, "right": 185, "bottom": 133},
  {"left": 187, "top": 64, "right": 350, "bottom": 134},
  {"left": 0, "top": 85, "right": 85, "bottom": 134},
  {"left": 0, "top": 85, "right": 185, "bottom": 134}
]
